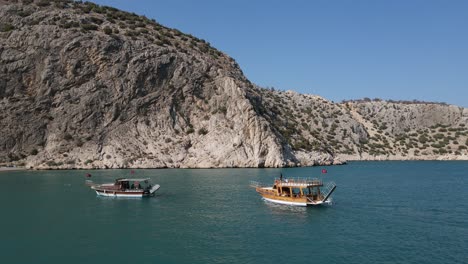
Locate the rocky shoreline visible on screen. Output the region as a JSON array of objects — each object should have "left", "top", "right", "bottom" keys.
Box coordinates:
[
  {"left": 4, "top": 153, "right": 468, "bottom": 170},
  {"left": 6, "top": 155, "right": 468, "bottom": 170},
  {"left": 339, "top": 154, "right": 468, "bottom": 162},
  {"left": 0, "top": 166, "right": 27, "bottom": 172}
]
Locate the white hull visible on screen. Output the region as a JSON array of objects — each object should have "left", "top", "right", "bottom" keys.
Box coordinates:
[
  {"left": 95, "top": 191, "right": 144, "bottom": 198},
  {"left": 91, "top": 184, "right": 160, "bottom": 198},
  {"left": 263, "top": 197, "right": 332, "bottom": 206},
  {"left": 263, "top": 197, "right": 308, "bottom": 206}
]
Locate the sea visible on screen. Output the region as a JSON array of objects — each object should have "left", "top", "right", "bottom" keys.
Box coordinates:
[{"left": 0, "top": 161, "right": 466, "bottom": 264}]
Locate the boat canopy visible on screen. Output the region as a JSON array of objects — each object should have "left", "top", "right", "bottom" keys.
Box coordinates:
[
  {"left": 275, "top": 178, "right": 323, "bottom": 187},
  {"left": 115, "top": 178, "right": 151, "bottom": 182}
]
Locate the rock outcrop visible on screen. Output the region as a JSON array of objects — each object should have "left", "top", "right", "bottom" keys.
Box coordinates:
[
  {"left": 0, "top": 1, "right": 467, "bottom": 169},
  {"left": 255, "top": 90, "right": 467, "bottom": 163}
]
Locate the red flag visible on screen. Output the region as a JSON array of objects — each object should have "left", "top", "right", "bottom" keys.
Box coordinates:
[
  {"left": 131, "top": 170, "right": 135, "bottom": 174},
  {"left": 85, "top": 173, "right": 92, "bottom": 177},
  {"left": 321, "top": 169, "right": 327, "bottom": 174}
]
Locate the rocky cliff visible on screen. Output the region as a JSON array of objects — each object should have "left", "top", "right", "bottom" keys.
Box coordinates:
[
  {"left": 255, "top": 90, "right": 468, "bottom": 162},
  {"left": 1, "top": 1, "right": 467, "bottom": 169},
  {"left": 340, "top": 100, "right": 468, "bottom": 160}
]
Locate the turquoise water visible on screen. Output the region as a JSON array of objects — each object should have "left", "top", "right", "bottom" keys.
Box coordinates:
[{"left": 0, "top": 161, "right": 467, "bottom": 264}]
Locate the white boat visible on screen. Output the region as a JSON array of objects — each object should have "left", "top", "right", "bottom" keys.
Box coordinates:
[{"left": 86, "top": 178, "right": 160, "bottom": 198}]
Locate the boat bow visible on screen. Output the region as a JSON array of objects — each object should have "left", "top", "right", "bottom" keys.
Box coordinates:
[{"left": 149, "top": 184, "right": 160, "bottom": 194}]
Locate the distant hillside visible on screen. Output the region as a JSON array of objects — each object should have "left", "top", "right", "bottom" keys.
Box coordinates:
[
  {"left": 255, "top": 90, "right": 467, "bottom": 161},
  {"left": 0, "top": 0, "right": 467, "bottom": 169},
  {"left": 340, "top": 100, "right": 468, "bottom": 160}
]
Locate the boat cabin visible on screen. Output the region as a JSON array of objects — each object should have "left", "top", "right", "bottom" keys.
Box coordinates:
[
  {"left": 272, "top": 178, "right": 323, "bottom": 199},
  {"left": 115, "top": 178, "right": 153, "bottom": 191}
]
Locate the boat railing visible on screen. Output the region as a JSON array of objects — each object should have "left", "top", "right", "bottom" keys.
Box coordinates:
[
  {"left": 321, "top": 181, "right": 336, "bottom": 202},
  {"left": 275, "top": 177, "right": 323, "bottom": 186}
]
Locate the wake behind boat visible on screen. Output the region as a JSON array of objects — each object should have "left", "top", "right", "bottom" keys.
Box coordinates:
[
  {"left": 251, "top": 176, "right": 336, "bottom": 206},
  {"left": 86, "top": 178, "right": 160, "bottom": 198}
]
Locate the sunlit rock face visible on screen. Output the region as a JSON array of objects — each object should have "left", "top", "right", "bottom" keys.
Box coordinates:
[{"left": 0, "top": 1, "right": 466, "bottom": 169}]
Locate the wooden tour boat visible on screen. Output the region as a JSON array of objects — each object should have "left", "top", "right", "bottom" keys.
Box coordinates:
[
  {"left": 251, "top": 177, "right": 336, "bottom": 206},
  {"left": 86, "top": 178, "right": 160, "bottom": 198}
]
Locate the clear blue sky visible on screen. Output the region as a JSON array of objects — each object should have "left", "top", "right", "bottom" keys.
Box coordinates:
[{"left": 92, "top": 0, "right": 468, "bottom": 107}]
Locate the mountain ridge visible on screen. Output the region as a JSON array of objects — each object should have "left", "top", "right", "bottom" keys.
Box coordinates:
[{"left": 1, "top": 0, "right": 467, "bottom": 169}]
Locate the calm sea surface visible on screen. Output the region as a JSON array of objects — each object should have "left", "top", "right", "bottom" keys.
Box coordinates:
[{"left": 0, "top": 161, "right": 467, "bottom": 264}]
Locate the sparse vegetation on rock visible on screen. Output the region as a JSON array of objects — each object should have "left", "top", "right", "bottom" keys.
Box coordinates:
[{"left": 0, "top": 0, "right": 466, "bottom": 169}]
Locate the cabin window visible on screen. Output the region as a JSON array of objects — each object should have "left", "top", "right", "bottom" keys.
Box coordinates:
[
  {"left": 292, "top": 188, "right": 301, "bottom": 197},
  {"left": 281, "top": 187, "right": 291, "bottom": 196},
  {"left": 120, "top": 181, "right": 130, "bottom": 189}
]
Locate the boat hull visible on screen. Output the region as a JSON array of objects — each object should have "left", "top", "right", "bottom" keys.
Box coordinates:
[
  {"left": 263, "top": 197, "right": 308, "bottom": 206},
  {"left": 257, "top": 190, "right": 329, "bottom": 206},
  {"left": 94, "top": 189, "right": 150, "bottom": 198},
  {"left": 262, "top": 196, "right": 331, "bottom": 206}
]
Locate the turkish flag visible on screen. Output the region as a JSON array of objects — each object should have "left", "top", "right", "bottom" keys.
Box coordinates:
[{"left": 321, "top": 169, "right": 327, "bottom": 174}]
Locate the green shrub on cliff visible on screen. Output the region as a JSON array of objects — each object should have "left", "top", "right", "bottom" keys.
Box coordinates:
[
  {"left": 198, "top": 128, "right": 208, "bottom": 135},
  {"left": 418, "top": 135, "right": 428, "bottom": 144},
  {"left": 62, "top": 21, "right": 80, "bottom": 28},
  {"left": 64, "top": 133, "right": 73, "bottom": 141},
  {"left": 46, "top": 161, "right": 58, "bottom": 166},
  {"left": 0, "top": 23, "right": 14, "bottom": 32},
  {"left": 103, "top": 26, "right": 112, "bottom": 34},
  {"left": 218, "top": 106, "right": 227, "bottom": 115},
  {"left": 81, "top": 23, "right": 98, "bottom": 30},
  {"left": 36, "top": 0, "right": 50, "bottom": 7}
]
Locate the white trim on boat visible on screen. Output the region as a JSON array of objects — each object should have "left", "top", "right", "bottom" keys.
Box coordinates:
[
  {"left": 263, "top": 197, "right": 308, "bottom": 207},
  {"left": 95, "top": 191, "right": 144, "bottom": 198}
]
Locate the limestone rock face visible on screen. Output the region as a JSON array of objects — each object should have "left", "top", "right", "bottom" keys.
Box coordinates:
[
  {"left": 0, "top": 1, "right": 302, "bottom": 168},
  {"left": 0, "top": 1, "right": 467, "bottom": 169},
  {"left": 338, "top": 100, "right": 468, "bottom": 161}
]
